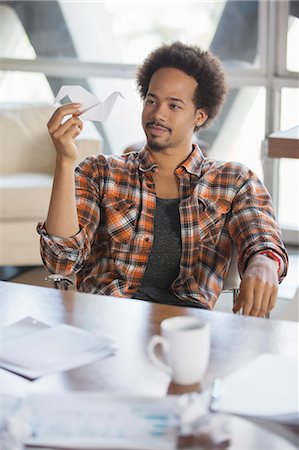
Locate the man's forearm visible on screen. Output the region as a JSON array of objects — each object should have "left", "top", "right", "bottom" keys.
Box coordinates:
[{"left": 45, "top": 157, "right": 80, "bottom": 237}]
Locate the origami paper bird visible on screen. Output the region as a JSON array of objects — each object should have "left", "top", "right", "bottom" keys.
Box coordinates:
[{"left": 54, "top": 85, "right": 124, "bottom": 122}]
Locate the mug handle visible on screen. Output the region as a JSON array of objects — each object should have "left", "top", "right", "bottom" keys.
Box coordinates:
[{"left": 147, "top": 335, "right": 172, "bottom": 375}]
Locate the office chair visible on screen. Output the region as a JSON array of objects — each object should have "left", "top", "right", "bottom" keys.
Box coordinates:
[
  {"left": 45, "top": 273, "right": 74, "bottom": 290},
  {"left": 222, "top": 244, "right": 240, "bottom": 306}
]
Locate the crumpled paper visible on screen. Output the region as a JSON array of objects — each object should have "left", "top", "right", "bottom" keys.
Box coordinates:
[{"left": 177, "top": 392, "right": 231, "bottom": 448}]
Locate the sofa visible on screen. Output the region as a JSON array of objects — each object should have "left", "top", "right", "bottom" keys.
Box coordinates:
[{"left": 0, "top": 103, "right": 102, "bottom": 266}]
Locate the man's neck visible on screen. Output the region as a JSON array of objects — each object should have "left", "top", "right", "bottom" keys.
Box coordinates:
[{"left": 147, "top": 144, "right": 194, "bottom": 174}]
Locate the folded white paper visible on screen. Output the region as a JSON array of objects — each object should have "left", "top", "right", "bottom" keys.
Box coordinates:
[
  {"left": 0, "top": 368, "right": 32, "bottom": 398},
  {"left": 0, "top": 317, "right": 116, "bottom": 379},
  {"left": 216, "top": 354, "right": 299, "bottom": 424},
  {"left": 54, "top": 85, "right": 124, "bottom": 122}
]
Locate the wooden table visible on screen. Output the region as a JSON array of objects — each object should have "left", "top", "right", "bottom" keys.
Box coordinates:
[
  {"left": 267, "top": 126, "right": 299, "bottom": 159},
  {"left": 1, "top": 281, "right": 298, "bottom": 449}
]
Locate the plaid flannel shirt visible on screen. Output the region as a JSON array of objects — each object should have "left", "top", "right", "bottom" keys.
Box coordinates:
[{"left": 37, "top": 145, "right": 288, "bottom": 309}]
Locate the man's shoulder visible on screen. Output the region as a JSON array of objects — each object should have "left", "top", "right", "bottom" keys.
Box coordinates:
[
  {"left": 77, "top": 152, "right": 139, "bottom": 173},
  {"left": 202, "top": 157, "right": 254, "bottom": 179}
]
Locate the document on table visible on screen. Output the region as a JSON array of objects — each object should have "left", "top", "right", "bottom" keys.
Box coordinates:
[
  {"left": 213, "top": 353, "right": 299, "bottom": 424},
  {"left": 0, "top": 317, "right": 116, "bottom": 379},
  {"left": 23, "top": 393, "right": 179, "bottom": 450},
  {"left": 54, "top": 85, "right": 124, "bottom": 122}
]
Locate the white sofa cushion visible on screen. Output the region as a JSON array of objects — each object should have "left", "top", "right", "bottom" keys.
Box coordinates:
[
  {"left": 0, "top": 103, "right": 57, "bottom": 174},
  {"left": 0, "top": 102, "right": 103, "bottom": 266},
  {"left": 0, "top": 220, "right": 43, "bottom": 266},
  {"left": 0, "top": 173, "right": 52, "bottom": 220}
]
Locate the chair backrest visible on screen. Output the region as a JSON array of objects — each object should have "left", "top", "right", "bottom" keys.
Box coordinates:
[{"left": 223, "top": 244, "right": 241, "bottom": 291}]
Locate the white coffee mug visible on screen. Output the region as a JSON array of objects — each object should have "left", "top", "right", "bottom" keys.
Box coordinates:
[{"left": 147, "top": 316, "right": 211, "bottom": 385}]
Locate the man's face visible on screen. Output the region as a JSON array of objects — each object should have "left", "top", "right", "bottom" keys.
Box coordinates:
[{"left": 142, "top": 67, "right": 207, "bottom": 153}]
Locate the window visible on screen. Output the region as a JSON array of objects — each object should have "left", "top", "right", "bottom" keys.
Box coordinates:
[
  {"left": 0, "top": 0, "right": 298, "bottom": 242},
  {"left": 1, "top": 0, "right": 265, "bottom": 155},
  {"left": 278, "top": 88, "right": 299, "bottom": 232},
  {"left": 1, "top": 71, "right": 53, "bottom": 103},
  {"left": 278, "top": 159, "right": 299, "bottom": 231},
  {"left": 4, "top": 1, "right": 261, "bottom": 70},
  {"left": 280, "top": 88, "right": 299, "bottom": 131},
  {"left": 60, "top": 1, "right": 225, "bottom": 64},
  {"left": 203, "top": 87, "right": 266, "bottom": 178},
  {"left": 287, "top": 4, "right": 299, "bottom": 72}
]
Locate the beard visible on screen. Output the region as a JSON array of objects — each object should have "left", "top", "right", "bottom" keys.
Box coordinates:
[
  {"left": 146, "top": 137, "right": 171, "bottom": 152},
  {"left": 145, "top": 121, "right": 172, "bottom": 152}
]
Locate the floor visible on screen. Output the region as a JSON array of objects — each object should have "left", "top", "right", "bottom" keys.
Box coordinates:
[{"left": 5, "top": 248, "right": 299, "bottom": 322}]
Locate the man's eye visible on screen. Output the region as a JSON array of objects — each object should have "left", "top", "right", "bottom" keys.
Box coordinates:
[
  {"left": 145, "top": 99, "right": 155, "bottom": 105},
  {"left": 170, "top": 104, "right": 181, "bottom": 110}
]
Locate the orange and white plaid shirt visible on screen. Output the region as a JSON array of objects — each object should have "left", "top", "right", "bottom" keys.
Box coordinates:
[{"left": 37, "top": 145, "right": 288, "bottom": 309}]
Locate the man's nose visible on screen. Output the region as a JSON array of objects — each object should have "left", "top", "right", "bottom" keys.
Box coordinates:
[{"left": 151, "top": 103, "right": 168, "bottom": 122}]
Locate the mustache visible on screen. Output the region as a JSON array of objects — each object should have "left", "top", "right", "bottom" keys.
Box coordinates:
[{"left": 146, "top": 121, "right": 171, "bottom": 132}]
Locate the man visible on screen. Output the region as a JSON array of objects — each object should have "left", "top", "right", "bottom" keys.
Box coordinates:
[{"left": 38, "top": 42, "right": 288, "bottom": 316}]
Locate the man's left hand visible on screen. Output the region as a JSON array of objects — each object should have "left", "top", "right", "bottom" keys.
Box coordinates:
[{"left": 233, "top": 254, "right": 279, "bottom": 317}]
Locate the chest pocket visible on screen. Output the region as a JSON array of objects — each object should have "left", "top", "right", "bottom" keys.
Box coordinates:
[
  {"left": 197, "top": 199, "right": 230, "bottom": 245},
  {"left": 102, "top": 196, "right": 137, "bottom": 244}
]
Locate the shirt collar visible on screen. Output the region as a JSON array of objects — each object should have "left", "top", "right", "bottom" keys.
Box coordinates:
[
  {"left": 138, "top": 147, "right": 158, "bottom": 172},
  {"left": 180, "top": 144, "right": 205, "bottom": 177},
  {"left": 138, "top": 144, "right": 205, "bottom": 176}
]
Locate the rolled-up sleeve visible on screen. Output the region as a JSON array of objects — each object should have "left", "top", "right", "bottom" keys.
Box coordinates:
[
  {"left": 37, "top": 157, "right": 102, "bottom": 275},
  {"left": 228, "top": 165, "right": 288, "bottom": 281}
]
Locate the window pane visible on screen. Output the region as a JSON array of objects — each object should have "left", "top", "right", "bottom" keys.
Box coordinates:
[
  {"left": 278, "top": 159, "right": 299, "bottom": 231},
  {"left": 0, "top": 4, "right": 36, "bottom": 59},
  {"left": 287, "top": 5, "right": 299, "bottom": 72},
  {"left": 1, "top": 71, "right": 53, "bottom": 103},
  {"left": 2, "top": 1, "right": 261, "bottom": 69},
  {"left": 202, "top": 87, "right": 266, "bottom": 179},
  {"left": 88, "top": 77, "right": 144, "bottom": 154},
  {"left": 280, "top": 88, "right": 299, "bottom": 131},
  {"left": 278, "top": 87, "right": 299, "bottom": 231}
]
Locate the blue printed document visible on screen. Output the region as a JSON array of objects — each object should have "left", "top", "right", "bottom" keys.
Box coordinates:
[{"left": 24, "top": 393, "right": 179, "bottom": 449}]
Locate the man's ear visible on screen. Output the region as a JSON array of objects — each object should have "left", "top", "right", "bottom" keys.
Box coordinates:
[{"left": 195, "top": 108, "right": 208, "bottom": 127}]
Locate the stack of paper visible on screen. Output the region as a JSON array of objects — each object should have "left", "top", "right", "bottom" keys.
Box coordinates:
[
  {"left": 0, "top": 317, "right": 116, "bottom": 379},
  {"left": 212, "top": 354, "right": 299, "bottom": 425}
]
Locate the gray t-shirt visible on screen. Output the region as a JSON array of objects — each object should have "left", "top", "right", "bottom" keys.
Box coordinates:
[{"left": 134, "top": 197, "right": 204, "bottom": 308}]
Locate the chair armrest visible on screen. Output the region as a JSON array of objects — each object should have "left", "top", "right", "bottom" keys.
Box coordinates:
[{"left": 45, "top": 274, "right": 74, "bottom": 290}]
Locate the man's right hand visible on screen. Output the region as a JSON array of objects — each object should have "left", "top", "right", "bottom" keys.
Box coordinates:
[{"left": 47, "top": 103, "right": 83, "bottom": 162}]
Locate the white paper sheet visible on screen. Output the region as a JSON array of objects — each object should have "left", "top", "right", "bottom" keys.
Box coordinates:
[
  {"left": 0, "top": 317, "right": 116, "bottom": 379},
  {"left": 54, "top": 85, "right": 124, "bottom": 122},
  {"left": 24, "top": 393, "right": 179, "bottom": 450},
  {"left": 0, "top": 368, "right": 32, "bottom": 398},
  {"left": 216, "top": 354, "right": 299, "bottom": 424}
]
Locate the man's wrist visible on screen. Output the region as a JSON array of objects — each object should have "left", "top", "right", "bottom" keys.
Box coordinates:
[
  {"left": 258, "top": 250, "right": 282, "bottom": 274},
  {"left": 56, "top": 154, "right": 77, "bottom": 167}
]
